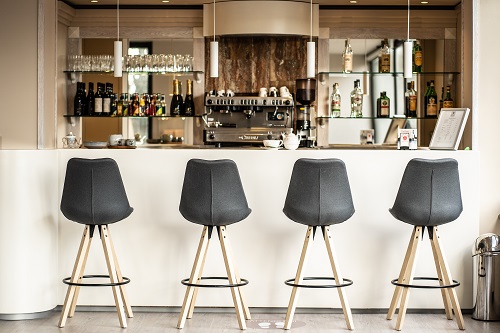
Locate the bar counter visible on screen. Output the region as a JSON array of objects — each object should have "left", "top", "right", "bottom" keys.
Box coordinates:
[{"left": 0, "top": 148, "right": 479, "bottom": 317}]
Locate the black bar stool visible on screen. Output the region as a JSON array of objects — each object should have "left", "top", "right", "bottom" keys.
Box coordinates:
[
  {"left": 387, "top": 158, "right": 465, "bottom": 331},
  {"left": 58, "top": 158, "right": 134, "bottom": 328},
  {"left": 177, "top": 159, "right": 252, "bottom": 330},
  {"left": 283, "top": 158, "right": 355, "bottom": 330}
]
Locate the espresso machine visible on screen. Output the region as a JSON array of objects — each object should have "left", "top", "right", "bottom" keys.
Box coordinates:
[
  {"left": 203, "top": 94, "right": 293, "bottom": 147},
  {"left": 295, "top": 78, "right": 316, "bottom": 147}
]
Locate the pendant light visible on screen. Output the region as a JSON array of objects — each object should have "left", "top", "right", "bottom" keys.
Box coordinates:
[
  {"left": 403, "top": 0, "right": 412, "bottom": 79},
  {"left": 114, "top": 0, "right": 122, "bottom": 77},
  {"left": 210, "top": 0, "right": 218, "bottom": 78},
  {"left": 306, "top": 0, "right": 315, "bottom": 78}
]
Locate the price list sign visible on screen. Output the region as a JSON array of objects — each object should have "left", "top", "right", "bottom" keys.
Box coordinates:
[{"left": 429, "top": 108, "right": 470, "bottom": 150}]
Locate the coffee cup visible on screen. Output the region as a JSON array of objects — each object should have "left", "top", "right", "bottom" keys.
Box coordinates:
[
  {"left": 269, "top": 87, "right": 278, "bottom": 97},
  {"left": 117, "top": 138, "right": 128, "bottom": 146},
  {"left": 126, "top": 139, "right": 136, "bottom": 147},
  {"left": 263, "top": 139, "right": 283, "bottom": 148},
  {"left": 259, "top": 87, "right": 268, "bottom": 97},
  {"left": 108, "top": 134, "right": 123, "bottom": 146},
  {"left": 226, "top": 89, "right": 235, "bottom": 97}
]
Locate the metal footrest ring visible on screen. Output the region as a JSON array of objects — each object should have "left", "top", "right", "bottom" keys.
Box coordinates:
[
  {"left": 285, "top": 276, "right": 353, "bottom": 289},
  {"left": 391, "top": 277, "right": 460, "bottom": 289},
  {"left": 63, "top": 275, "right": 130, "bottom": 287},
  {"left": 181, "top": 276, "right": 249, "bottom": 288}
]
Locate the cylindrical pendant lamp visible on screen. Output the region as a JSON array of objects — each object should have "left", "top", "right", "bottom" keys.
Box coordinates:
[
  {"left": 114, "top": 41, "right": 122, "bottom": 77},
  {"left": 307, "top": 42, "right": 315, "bottom": 79},
  {"left": 210, "top": 41, "right": 219, "bottom": 78},
  {"left": 403, "top": 40, "right": 413, "bottom": 79}
]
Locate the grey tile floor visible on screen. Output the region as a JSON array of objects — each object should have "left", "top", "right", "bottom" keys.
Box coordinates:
[{"left": 0, "top": 309, "right": 499, "bottom": 333}]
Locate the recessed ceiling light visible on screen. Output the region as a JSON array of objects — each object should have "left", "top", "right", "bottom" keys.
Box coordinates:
[
  {"left": 90, "top": 0, "right": 98, "bottom": 3},
  {"left": 421, "top": 1, "right": 429, "bottom": 3},
  {"left": 350, "top": 0, "right": 357, "bottom": 3},
  {"left": 162, "top": 0, "right": 170, "bottom": 2}
]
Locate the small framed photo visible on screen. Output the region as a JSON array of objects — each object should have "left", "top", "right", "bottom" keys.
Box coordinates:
[{"left": 429, "top": 108, "right": 470, "bottom": 150}]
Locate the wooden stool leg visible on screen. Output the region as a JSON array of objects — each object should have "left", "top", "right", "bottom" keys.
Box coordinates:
[
  {"left": 323, "top": 226, "right": 354, "bottom": 330},
  {"left": 284, "top": 226, "right": 314, "bottom": 330},
  {"left": 222, "top": 230, "right": 251, "bottom": 320},
  {"left": 428, "top": 227, "right": 453, "bottom": 320},
  {"left": 218, "top": 226, "right": 247, "bottom": 330},
  {"left": 100, "top": 225, "right": 127, "bottom": 328},
  {"left": 58, "top": 225, "right": 92, "bottom": 328},
  {"left": 395, "top": 226, "right": 423, "bottom": 331},
  {"left": 68, "top": 226, "right": 94, "bottom": 318},
  {"left": 429, "top": 227, "right": 465, "bottom": 330},
  {"left": 387, "top": 226, "right": 420, "bottom": 320},
  {"left": 187, "top": 228, "right": 211, "bottom": 319},
  {"left": 107, "top": 226, "right": 134, "bottom": 318},
  {"left": 177, "top": 226, "right": 211, "bottom": 329}
]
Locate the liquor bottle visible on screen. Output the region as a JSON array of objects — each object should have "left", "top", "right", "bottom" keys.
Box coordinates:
[
  {"left": 150, "top": 93, "right": 157, "bottom": 116},
  {"left": 443, "top": 85, "right": 454, "bottom": 109},
  {"left": 131, "top": 93, "right": 140, "bottom": 116},
  {"left": 94, "top": 82, "right": 104, "bottom": 116},
  {"left": 86, "top": 82, "right": 95, "bottom": 116},
  {"left": 330, "top": 82, "right": 341, "bottom": 117},
  {"left": 140, "top": 93, "right": 150, "bottom": 116},
  {"left": 379, "top": 39, "right": 391, "bottom": 73},
  {"left": 413, "top": 40, "right": 423, "bottom": 73},
  {"left": 73, "top": 82, "right": 87, "bottom": 116},
  {"left": 183, "top": 79, "right": 195, "bottom": 116},
  {"left": 102, "top": 83, "right": 111, "bottom": 116},
  {"left": 350, "top": 79, "right": 363, "bottom": 118},
  {"left": 342, "top": 38, "right": 353, "bottom": 74},
  {"left": 439, "top": 86, "right": 444, "bottom": 113},
  {"left": 377, "top": 91, "right": 390, "bottom": 117},
  {"left": 405, "top": 81, "right": 417, "bottom": 118},
  {"left": 424, "top": 80, "right": 438, "bottom": 118},
  {"left": 170, "top": 79, "right": 184, "bottom": 116}
]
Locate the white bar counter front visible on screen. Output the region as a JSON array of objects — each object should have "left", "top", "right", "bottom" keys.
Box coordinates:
[{"left": 0, "top": 148, "right": 480, "bottom": 316}]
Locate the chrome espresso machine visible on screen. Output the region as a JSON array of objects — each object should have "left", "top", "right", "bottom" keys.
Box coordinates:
[{"left": 203, "top": 93, "right": 294, "bottom": 147}]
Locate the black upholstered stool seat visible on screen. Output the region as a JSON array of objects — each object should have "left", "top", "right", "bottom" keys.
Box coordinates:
[
  {"left": 387, "top": 158, "right": 465, "bottom": 331},
  {"left": 58, "top": 158, "right": 133, "bottom": 329},
  {"left": 177, "top": 159, "right": 251, "bottom": 330},
  {"left": 283, "top": 158, "right": 354, "bottom": 330}
]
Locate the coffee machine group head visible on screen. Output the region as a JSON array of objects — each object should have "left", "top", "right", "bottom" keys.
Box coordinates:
[{"left": 295, "top": 78, "right": 316, "bottom": 147}]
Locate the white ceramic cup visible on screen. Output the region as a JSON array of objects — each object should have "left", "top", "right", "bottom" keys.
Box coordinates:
[
  {"left": 108, "top": 134, "right": 123, "bottom": 146},
  {"left": 259, "top": 87, "right": 268, "bottom": 97},
  {"left": 263, "top": 139, "right": 283, "bottom": 148}
]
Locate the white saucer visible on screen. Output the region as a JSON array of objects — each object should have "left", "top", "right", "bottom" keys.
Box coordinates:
[{"left": 261, "top": 146, "right": 281, "bottom": 150}]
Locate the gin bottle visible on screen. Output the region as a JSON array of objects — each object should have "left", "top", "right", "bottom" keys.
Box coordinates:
[
  {"left": 350, "top": 79, "right": 363, "bottom": 118},
  {"left": 330, "top": 83, "right": 341, "bottom": 117},
  {"left": 343, "top": 38, "right": 353, "bottom": 74}
]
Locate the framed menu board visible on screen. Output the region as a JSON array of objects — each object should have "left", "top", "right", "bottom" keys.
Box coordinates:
[{"left": 429, "top": 108, "right": 470, "bottom": 150}]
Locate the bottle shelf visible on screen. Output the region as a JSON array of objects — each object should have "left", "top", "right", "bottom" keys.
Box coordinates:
[
  {"left": 317, "top": 116, "right": 438, "bottom": 120},
  {"left": 63, "top": 115, "right": 201, "bottom": 118},
  {"left": 317, "top": 71, "right": 461, "bottom": 75}
]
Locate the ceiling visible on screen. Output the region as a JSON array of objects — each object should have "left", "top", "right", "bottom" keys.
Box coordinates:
[{"left": 63, "top": 0, "right": 461, "bottom": 8}]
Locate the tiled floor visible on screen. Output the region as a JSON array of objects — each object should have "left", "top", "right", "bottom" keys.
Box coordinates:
[{"left": 0, "top": 310, "right": 499, "bottom": 333}]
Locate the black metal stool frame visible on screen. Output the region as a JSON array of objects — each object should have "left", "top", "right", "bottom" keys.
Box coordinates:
[
  {"left": 59, "top": 224, "right": 133, "bottom": 328},
  {"left": 387, "top": 225, "right": 464, "bottom": 331},
  {"left": 177, "top": 225, "right": 250, "bottom": 330},
  {"left": 285, "top": 225, "right": 354, "bottom": 330}
]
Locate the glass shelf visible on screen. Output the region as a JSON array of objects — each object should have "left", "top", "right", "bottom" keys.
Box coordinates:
[
  {"left": 317, "top": 116, "right": 437, "bottom": 120},
  {"left": 317, "top": 71, "right": 461, "bottom": 75},
  {"left": 63, "top": 115, "right": 201, "bottom": 118},
  {"left": 64, "top": 70, "right": 204, "bottom": 75}
]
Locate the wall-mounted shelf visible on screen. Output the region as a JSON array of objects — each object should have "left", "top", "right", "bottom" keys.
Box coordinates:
[{"left": 64, "top": 70, "right": 204, "bottom": 83}]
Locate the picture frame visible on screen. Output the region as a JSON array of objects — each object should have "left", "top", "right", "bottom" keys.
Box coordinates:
[{"left": 429, "top": 108, "right": 470, "bottom": 150}]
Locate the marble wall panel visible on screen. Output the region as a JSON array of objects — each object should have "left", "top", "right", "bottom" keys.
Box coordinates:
[{"left": 205, "top": 36, "right": 317, "bottom": 95}]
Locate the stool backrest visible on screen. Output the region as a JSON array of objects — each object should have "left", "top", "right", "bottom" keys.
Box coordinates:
[
  {"left": 283, "top": 158, "right": 355, "bottom": 226},
  {"left": 390, "top": 158, "right": 462, "bottom": 226},
  {"left": 179, "top": 159, "right": 251, "bottom": 226},
  {"left": 61, "top": 158, "right": 133, "bottom": 225}
]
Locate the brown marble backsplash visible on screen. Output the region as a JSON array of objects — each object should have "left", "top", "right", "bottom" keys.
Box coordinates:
[{"left": 204, "top": 36, "right": 317, "bottom": 95}]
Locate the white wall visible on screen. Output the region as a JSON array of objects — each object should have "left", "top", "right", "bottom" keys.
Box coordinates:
[
  {"left": 0, "top": 0, "right": 38, "bottom": 149},
  {"left": 478, "top": 0, "right": 500, "bottom": 235}
]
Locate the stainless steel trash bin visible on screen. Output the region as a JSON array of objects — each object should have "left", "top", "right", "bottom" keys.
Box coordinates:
[{"left": 472, "top": 233, "right": 500, "bottom": 321}]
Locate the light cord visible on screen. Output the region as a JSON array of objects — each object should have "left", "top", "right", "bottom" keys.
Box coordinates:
[
  {"left": 407, "top": 0, "right": 410, "bottom": 40},
  {"left": 117, "top": 0, "right": 119, "bottom": 41},
  {"left": 310, "top": 0, "right": 313, "bottom": 42},
  {"left": 213, "top": 0, "right": 216, "bottom": 42}
]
